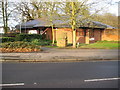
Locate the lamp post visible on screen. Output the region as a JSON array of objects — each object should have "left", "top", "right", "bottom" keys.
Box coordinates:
[
  {"left": 20, "top": 22, "right": 21, "bottom": 33},
  {"left": 18, "top": 14, "right": 22, "bottom": 34}
]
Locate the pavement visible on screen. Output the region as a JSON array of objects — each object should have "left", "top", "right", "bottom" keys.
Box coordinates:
[{"left": 0, "top": 47, "right": 119, "bottom": 62}]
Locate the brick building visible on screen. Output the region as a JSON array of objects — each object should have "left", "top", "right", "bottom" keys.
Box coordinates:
[{"left": 15, "top": 17, "right": 117, "bottom": 45}]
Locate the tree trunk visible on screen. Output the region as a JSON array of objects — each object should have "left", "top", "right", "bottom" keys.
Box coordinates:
[
  {"left": 71, "top": 2, "right": 76, "bottom": 48},
  {"left": 52, "top": 25, "right": 55, "bottom": 45},
  {"left": 2, "top": 1, "right": 6, "bottom": 34},
  {"left": 5, "top": 0, "right": 8, "bottom": 34},
  {"left": 2, "top": 0, "right": 8, "bottom": 34},
  {"left": 72, "top": 30, "right": 76, "bottom": 48}
]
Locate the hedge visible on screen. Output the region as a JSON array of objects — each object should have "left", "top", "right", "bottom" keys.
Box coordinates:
[
  {"left": 0, "top": 37, "right": 15, "bottom": 43},
  {"left": 15, "top": 34, "right": 43, "bottom": 42},
  {"left": 0, "top": 41, "right": 40, "bottom": 49},
  {"left": 2, "top": 33, "right": 19, "bottom": 37}
]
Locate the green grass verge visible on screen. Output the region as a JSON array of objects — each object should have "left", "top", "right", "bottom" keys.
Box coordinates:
[{"left": 79, "top": 41, "right": 119, "bottom": 49}]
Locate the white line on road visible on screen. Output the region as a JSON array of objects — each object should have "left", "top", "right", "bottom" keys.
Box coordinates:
[
  {"left": 0, "top": 83, "right": 24, "bottom": 87},
  {"left": 84, "top": 77, "right": 120, "bottom": 82}
]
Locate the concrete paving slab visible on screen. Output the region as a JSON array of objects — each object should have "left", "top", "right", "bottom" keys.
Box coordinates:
[{"left": 0, "top": 48, "right": 119, "bottom": 62}]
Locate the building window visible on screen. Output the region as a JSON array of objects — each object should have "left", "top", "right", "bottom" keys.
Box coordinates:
[{"left": 28, "top": 30, "right": 38, "bottom": 34}]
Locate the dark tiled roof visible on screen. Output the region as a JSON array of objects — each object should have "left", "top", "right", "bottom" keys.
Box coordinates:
[
  {"left": 78, "top": 20, "right": 116, "bottom": 29},
  {"left": 92, "top": 21, "right": 116, "bottom": 29},
  {"left": 16, "top": 18, "right": 51, "bottom": 29},
  {"left": 15, "top": 16, "right": 116, "bottom": 29}
]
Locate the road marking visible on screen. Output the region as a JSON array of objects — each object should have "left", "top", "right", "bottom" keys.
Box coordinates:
[
  {"left": 0, "top": 83, "right": 24, "bottom": 87},
  {"left": 34, "top": 82, "right": 37, "bottom": 85},
  {"left": 84, "top": 77, "right": 120, "bottom": 82}
]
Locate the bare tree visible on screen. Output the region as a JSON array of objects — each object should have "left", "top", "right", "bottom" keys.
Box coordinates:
[
  {"left": 45, "top": 2, "right": 60, "bottom": 45},
  {"left": 14, "top": 2, "right": 53, "bottom": 22},
  {"left": 1, "top": 0, "right": 8, "bottom": 34},
  {"left": 60, "top": 0, "right": 114, "bottom": 47},
  {"left": 62, "top": 0, "right": 90, "bottom": 47},
  {"left": 0, "top": 0, "right": 17, "bottom": 33},
  {"left": 92, "top": 13, "right": 118, "bottom": 28}
]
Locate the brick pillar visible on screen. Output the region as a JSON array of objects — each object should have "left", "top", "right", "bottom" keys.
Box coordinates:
[
  {"left": 85, "top": 29, "right": 90, "bottom": 44},
  {"left": 56, "top": 31, "right": 67, "bottom": 47}
]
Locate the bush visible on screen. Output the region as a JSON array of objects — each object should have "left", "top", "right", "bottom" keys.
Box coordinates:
[
  {"left": 0, "top": 41, "right": 41, "bottom": 52},
  {"left": 0, "top": 37, "right": 15, "bottom": 43},
  {"left": 38, "top": 39, "right": 52, "bottom": 46},
  {"left": 2, "top": 33, "right": 19, "bottom": 37},
  {"left": 31, "top": 39, "right": 40, "bottom": 45},
  {"left": 15, "top": 34, "right": 43, "bottom": 42},
  {"left": 31, "top": 39, "right": 52, "bottom": 46},
  {"left": 0, "top": 41, "right": 40, "bottom": 49}
]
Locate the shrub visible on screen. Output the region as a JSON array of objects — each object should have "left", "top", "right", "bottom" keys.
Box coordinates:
[
  {"left": 0, "top": 37, "right": 15, "bottom": 43},
  {"left": 31, "top": 39, "right": 40, "bottom": 45},
  {"left": 42, "top": 40, "right": 52, "bottom": 46},
  {"left": 15, "top": 34, "right": 43, "bottom": 42},
  {"left": 42, "top": 39, "right": 52, "bottom": 44},
  {"left": 0, "top": 41, "right": 41, "bottom": 52},
  {"left": 31, "top": 39, "right": 52, "bottom": 46},
  {"left": 0, "top": 41, "right": 40, "bottom": 49},
  {"left": 38, "top": 39, "right": 52, "bottom": 46},
  {"left": 2, "top": 33, "right": 19, "bottom": 37}
]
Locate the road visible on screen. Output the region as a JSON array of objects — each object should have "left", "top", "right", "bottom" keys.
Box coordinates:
[{"left": 1, "top": 61, "right": 119, "bottom": 88}]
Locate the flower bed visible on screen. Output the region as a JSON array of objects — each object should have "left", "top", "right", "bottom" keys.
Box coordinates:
[
  {"left": 0, "top": 48, "right": 41, "bottom": 53},
  {"left": 0, "top": 41, "right": 41, "bottom": 53}
]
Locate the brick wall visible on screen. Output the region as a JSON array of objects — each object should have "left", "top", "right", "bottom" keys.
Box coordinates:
[
  {"left": 102, "top": 29, "right": 119, "bottom": 41},
  {"left": 76, "top": 29, "right": 85, "bottom": 43},
  {"left": 46, "top": 28, "right": 53, "bottom": 40},
  {"left": 46, "top": 28, "right": 115, "bottom": 45},
  {"left": 55, "top": 28, "right": 73, "bottom": 43}
]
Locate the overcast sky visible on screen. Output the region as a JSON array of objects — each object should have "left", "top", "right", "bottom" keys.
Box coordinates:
[
  {"left": 4, "top": 0, "right": 119, "bottom": 28},
  {"left": 107, "top": 0, "right": 119, "bottom": 16},
  {"left": 8, "top": 0, "right": 119, "bottom": 16},
  {"left": 87, "top": 0, "right": 119, "bottom": 16}
]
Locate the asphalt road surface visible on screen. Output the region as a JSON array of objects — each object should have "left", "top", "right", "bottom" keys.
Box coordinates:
[{"left": 1, "top": 61, "right": 119, "bottom": 88}]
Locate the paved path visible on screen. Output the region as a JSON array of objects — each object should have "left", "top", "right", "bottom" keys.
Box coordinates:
[{"left": 0, "top": 47, "right": 119, "bottom": 62}]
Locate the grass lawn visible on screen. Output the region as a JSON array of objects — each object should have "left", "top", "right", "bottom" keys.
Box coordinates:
[
  {"left": 79, "top": 41, "right": 119, "bottom": 49},
  {"left": 43, "top": 41, "right": 119, "bottom": 49}
]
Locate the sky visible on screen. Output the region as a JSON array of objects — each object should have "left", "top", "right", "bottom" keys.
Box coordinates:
[
  {"left": 7, "top": 0, "right": 119, "bottom": 16},
  {"left": 107, "top": 0, "right": 119, "bottom": 16},
  {"left": 86, "top": 0, "right": 119, "bottom": 16},
  {"left": 2, "top": 0, "right": 120, "bottom": 28}
]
